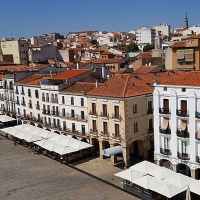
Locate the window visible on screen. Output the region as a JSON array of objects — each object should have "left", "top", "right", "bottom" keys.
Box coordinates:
[
  {"left": 20, "top": 44, "right": 25, "bottom": 47},
  {"left": 42, "top": 93, "right": 45, "bottom": 101},
  {"left": 114, "top": 106, "right": 119, "bottom": 117},
  {"left": 62, "top": 96, "right": 65, "bottom": 104},
  {"left": 182, "top": 88, "right": 186, "bottom": 92},
  {"left": 182, "top": 141, "right": 188, "bottom": 154},
  {"left": 18, "top": 108, "right": 20, "bottom": 114},
  {"left": 92, "top": 103, "right": 96, "bottom": 114},
  {"left": 71, "top": 109, "right": 75, "bottom": 118},
  {"left": 28, "top": 89, "right": 31, "bottom": 97},
  {"left": 115, "top": 124, "right": 120, "bottom": 137},
  {"left": 81, "top": 98, "right": 84, "bottom": 106},
  {"left": 62, "top": 108, "right": 65, "bottom": 116},
  {"left": 46, "top": 93, "right": 49, "bottom": 102},
  {"left": 72, "top": 123, "right": 75, "bottom": 132},
  {"left": 81, "top": 111, "right": 84, "bottom": 119},
  {"left": 71, "top": 97, "right": 74, "bottom": 105},
  {"left": 82, "top": 125, "right": 85, "bottom": 134},
  {"left": 133, "top": 104, "right": 137, "bottom": 113},
  {"left": 163, "top": 87, "right": 167, "bottom": 91},
  {"left": 92, "top": 120, "right": 97, "bottom": 131},
  {"left": 134, "top": 122, "right": 138, "bottom": 133},
  {"left": 102, "top": 104, "right": 107, "bottom": 116},
  {"left": 35, "top": 90, "right": 39, "bottom": 98},
  {"left": 103, "top": 122, "right": 108, "bottom": 134}
]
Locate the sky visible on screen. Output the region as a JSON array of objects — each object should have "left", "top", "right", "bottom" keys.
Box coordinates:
[{"left": 0, "top": 0, "right": 200, "bottom": 39}]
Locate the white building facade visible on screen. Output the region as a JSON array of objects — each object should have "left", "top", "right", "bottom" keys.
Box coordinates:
[{"left": 154, "top": 82, "right": 200, "bottom": 179}]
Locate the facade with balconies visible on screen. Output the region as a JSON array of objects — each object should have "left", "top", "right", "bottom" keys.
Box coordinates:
[{"left": 153, "top": 72, "right": 200, "bottom": 179}]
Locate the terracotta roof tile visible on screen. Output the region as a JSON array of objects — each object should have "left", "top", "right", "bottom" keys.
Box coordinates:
[
  {"left": 86, "top": 58, "right": 122, "bottom": 64},
  {"left": 171, "top": 41, "right": 185, "bottom": 48},
  {"left": 61, "top": 82, "right": 96, "bottom": 94},
  {"left": 15, "top": 74, "right": 44, "bottom": 85},
  {"left": 87, "top": 71, "right": 186, "bottom": 98},
  {"left": 48, "top": 69, "right": 90, "bottom": 80},
  {"left": 133, "top": 66, "right": 159, "bottom": 74}
]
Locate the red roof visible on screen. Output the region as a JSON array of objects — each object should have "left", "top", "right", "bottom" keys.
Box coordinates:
[
  {"left": 171, "top": 41, "right": 185, "bottom": 48},
  {"left": 48, "top": 69, "right": 90, "bottom": 80},
  {"left": 15, "top": 74, "right": 45, "bottom": 85}
]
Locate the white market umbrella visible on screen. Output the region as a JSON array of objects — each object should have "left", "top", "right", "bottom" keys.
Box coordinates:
[
  {"left": 130, "top": 160, "right": 160, "bottom": 173},
  {"left": 37, "top": 131, "right": 58, "bottom": 139},
  {"left": 132, "top": 175, "right": 159, "bottom": 189},
  {"left": 186, "top": 186, "right": 191, "bottom": 200},
  {"left": 52, "top": 143, "right": 77, "bottom": 155},
  {"left": 59, "top": 137, "right": 80, "bottom": 146},
  {"left": 148, "top": 167, "right": 176, "bottom": 180},
  {"left": 150, "top": 181, "right": 185, "bottom": 198},
  {"left": 187, "top": 180, "right": 200, "bottom": 196},
  {"left": 114, "top": 169, "right": 147, "bottom": 182},
  {"left": 49, "top": 134, "right": 71, "bottom": 143},
  {"left": 2, "top": 127, "right": 18, "bottom": 135},
  {"left": 23, "top": 133, "right": 43, "bottom": 142},
  {"left": 13, "top": 129, "right": 28, "bottom": 140},
  {"left": 164, "top": 173, "right": 196, "bottom": 188},
  {"left": 69, "top": 141, "right": 93, "bottom": 151},
  {"left": 33, "top": 138, "right": 54, "bottom": 147}
]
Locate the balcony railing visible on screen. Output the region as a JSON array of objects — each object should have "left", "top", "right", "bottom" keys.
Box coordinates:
[
  {"left": 112, "top": 113, "right": 122, "bottom": 120},
  {"left": 100, "top": 131, "right": 109, "bottom": 138},
  {"left": 42, "top": 110, "right": 50, "bottom": 115},
  {"left": 176, "top": 130, "right": 189, "bottom": 138},
  {"left": 160, "top": 128, "right": 171, "bottom": 135},
  {"left": 148, "top": 128, "right": 154, "bottom": 134},
  {"left": 160, "top": 148, "right": 172, "bottom": 155},
  {"left": 100, "top": 112, "right": 109, "bottom": 118},
  {"left": 21, "top": 91, "right": 25, "bottom": 95},
  {"left": 195, "top": 112, "right": 200, "bottom": 119},
  {"left": 177, "top": 152, "right": 190, "bottom": 160},
  {"left": 176, "top": 109, "right": 189, "bottom": 117},
  {"left": 159, "top": 108, "right": 170, "bottom": 114},
  {"left": 15, "top": 91, "right": 19, "bottom": 94},
  {"left": 36, "top": 105, "right": 40, "bottom": 110},
  {"left": 89, "top": 129, "right": 98, "bottom": 136},
  {"left": 16, "top": 101, "right": 20, "bottom": 105},
  {"left": 21, "top": 102, "right": 26, "bottom": 106},
  {"left": 147, "top": 109, "right": 153, "bottom": 114},
  {"left": 89, "top": 110, "right": 98, "bottom": 116},
  {"left": 29, "top": 103, "right": 33, "bottom": 109}
]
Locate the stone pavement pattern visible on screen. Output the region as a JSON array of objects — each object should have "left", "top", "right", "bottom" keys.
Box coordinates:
[{"left": 0, "top": 134, "right": 139, "bottom": 200}]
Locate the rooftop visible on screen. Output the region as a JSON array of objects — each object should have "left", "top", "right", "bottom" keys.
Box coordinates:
[
  {"left": 48, "top": 69, "right": 90, "bottom": 80},
  {"left": 15, "top": 74, "right": 45, "bottom": 85}
]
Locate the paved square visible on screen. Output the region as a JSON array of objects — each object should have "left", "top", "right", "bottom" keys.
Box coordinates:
[{"left": 0, "top": 134, "right": 138, "bottom": 200}]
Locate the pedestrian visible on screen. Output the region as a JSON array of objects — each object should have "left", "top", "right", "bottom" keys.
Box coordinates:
[
  {"left": 13, "top": 137, "right": 17, "bottom": 146},
  {"left": 5, "top": 133, "right": 8, "bottom": 140}
]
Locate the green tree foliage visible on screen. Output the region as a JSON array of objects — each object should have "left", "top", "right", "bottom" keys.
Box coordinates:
[
  {"left": 143, "top": 44, "right": 154, "bottom": 52},
  {"left": 125, "top": 43, "right": 139, "bottom": 52},
  {"left": 91, "top": 39, "right": 98, "bottom": 45}
]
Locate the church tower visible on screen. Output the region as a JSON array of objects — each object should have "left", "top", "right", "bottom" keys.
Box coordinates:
[{"left": 184, "top": 12, "right": 189, "bottom": 29}]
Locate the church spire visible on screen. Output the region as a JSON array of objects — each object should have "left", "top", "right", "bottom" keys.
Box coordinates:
[{"left": 184, "top": 12, "right": 189, "bottom": 29}]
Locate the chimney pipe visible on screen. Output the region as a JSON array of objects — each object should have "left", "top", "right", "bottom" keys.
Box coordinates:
[
  {"left": 95, "top": 79, "right": 98, "bottom": 87},
  {"left": 77, "top": 62, "right": 79, "bottom": 69},
  {"left": 102, "top": 66, "right": 105, "bottom": 79}
]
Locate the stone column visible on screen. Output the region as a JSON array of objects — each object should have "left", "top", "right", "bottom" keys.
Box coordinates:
[
  {"left": 122, "top": 146, "right": 130, "bottom": 168},
  {"left": 99, "top": 141, "right": 105, "bottom": 159},
  {"left": 172, "top": 164, "right": 178, "bottom": 173},
  {"left": 90, "top": 138, "right": 96, "bottom": 156},
  {"left": 154, "top": 159, "right": 163, "bottom": 166}
]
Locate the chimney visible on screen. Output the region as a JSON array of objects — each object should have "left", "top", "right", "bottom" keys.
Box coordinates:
[
  {"left": 76, "top": 62, "right": 79, "bottom": 69},
  {"left": 102, "top": 66, "right": 105, "bottom": 79},
  {"left": 95, "top": 79, "right": 98, "bottom": 87}
]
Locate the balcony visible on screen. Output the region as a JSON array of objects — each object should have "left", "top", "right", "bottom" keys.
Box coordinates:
[
  {"left": 28, "top": 93, "right": 31, "bottom": 97},
  {"left": 89, "top": 110, "right": 98, "bottom": 116},
  {"left": 147, "top": 109, "right": 153, "bottom": 114},
  {"left": 111, "top": 133, "right": 122, "bottom": 141},
  {"left": 16, "top": 101, "right": 20, "bottom": 105},
  {"left": 112, "top": 113, "right": 122, "bottom": 121},
  {"left": 29, "top": 103, "right": 33, "bottom": 109},
  {"left": 159, "top": 108, "right": 170, "bottom": 114},
  {"left": 99, "top": 112, "right": 109, "bottom": 118},
  {"left": 195, "top": 111, "right": 200, "bottom": 119},
  {"left": 51, "top": 98, "right": 58, "bottom": 104},
  {"left": 160, "top": 128, "right": 171, "bottom": 135},
  {"left": 177, "top": 152, "right": 190, "bottom": 160},
  {"left": 15, "top": 91, "right": 19, "bottom": 94},
  {"left": 21, "top": 91, "right": 25, "bottom": 95},
  {"left": 89, "top": 129, "right": 98, "bottom": 136},
  {"left": 148, "top": 128, "right": 154, "bottom": 134},
  {"left": 176, "top": 130, "right": 189, "bottom": 138},
  {"left": 42, "top": 110, "right": 50, "bottom": 115},
  {"left": 21, "top": 102, "right": 26, "bottom": 106},
  {"left": 176, "top": 109, "right": 189, "bottom": 117},
  {"left": 36, "top": 105, "right": 40, "bottom": 110},
  {"left": 160, "top": 148, "right": 172, "bottom": 155},
  {"left": 100, "top": 131, "right": 109, "bottom": 139}
]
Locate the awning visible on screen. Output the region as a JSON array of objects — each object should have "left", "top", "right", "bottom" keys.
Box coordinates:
[
  {"left": 0, "top": 115, "right": 16, "bottom": 122},
  {"left": 178, "top": 120, "right": 187, "bottom": 131},
  {"left": 161, "top": 118, "right": 169, "bottom": 130},
  {"left": 100, "top": 146, "right": 122, "bottom": 157}
]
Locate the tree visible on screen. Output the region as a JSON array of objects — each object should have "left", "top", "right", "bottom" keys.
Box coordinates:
[
  {"left": 125, "top": 43, "right": 139, "bottom": 52},
  {"left": 143, "top": 44, "right": 154, "bottom": 52},
  {"left": 91, "top": 39, "right": 98, "bottom": 45}
]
